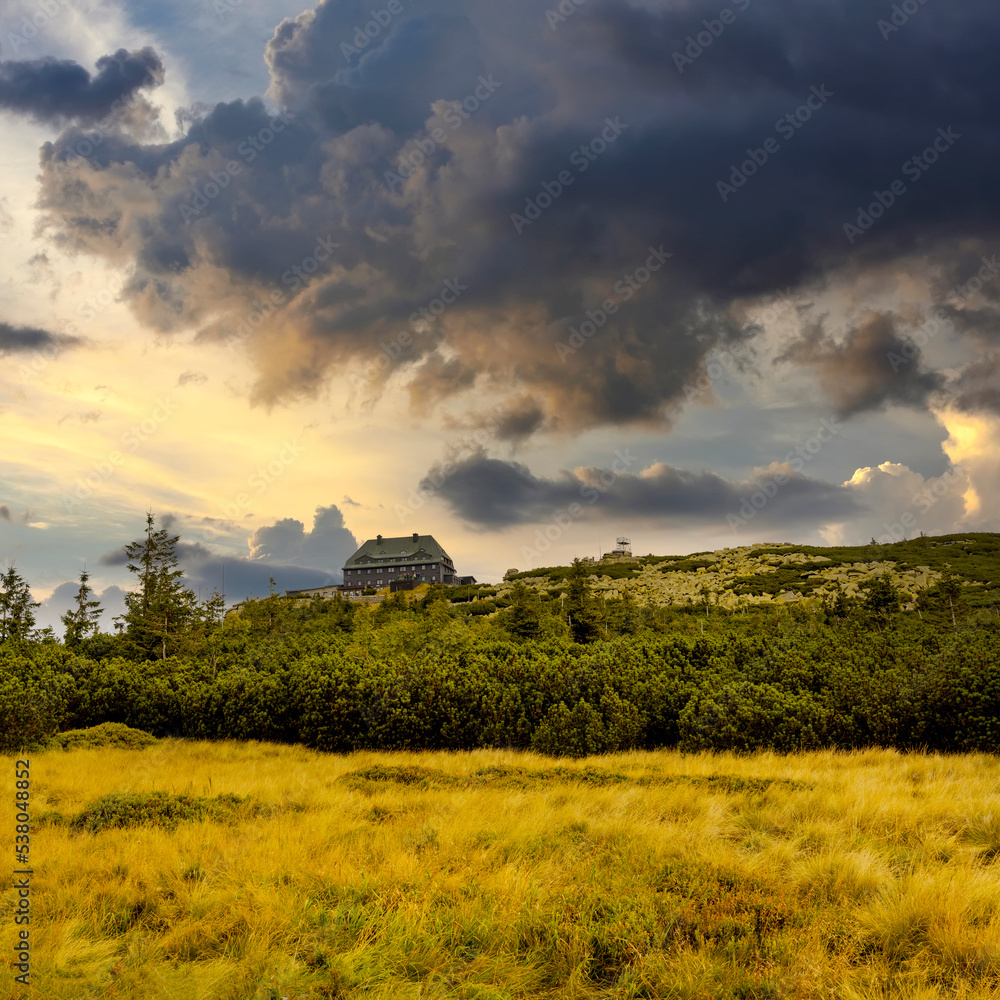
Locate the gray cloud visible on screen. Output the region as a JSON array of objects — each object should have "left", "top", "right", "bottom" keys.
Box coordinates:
[
  {"left": 97, "top": 546, "right": 128, "bottom": 567},
  {"left": 35, "top": 582, "right": 128, "bottom": 636},
  {"left": 97, "top": 505, "right": 358, "bottom": 604},
  {"left": 0, "top": 505, "right": 11, "bottom": 522},
  {"left": 950, "top": 354, "right": 1000, "bottom": 415},
  {"left": 0, "top": 321, "right": 80, "bottom": 354},
  {"left": 779, "top": 313, "right": 946, "bottom": 417},
  {"left": 0, "top": 48, "right": 163, "bottom": 125},
  {"left": 248, "top": 504, "right": 358, "bottom": 570},
  {"left": 188, "top": 559, "right": 335, "bottom": 602},
  {"left": 422, "top": 453, "right": 861, "bottom": 529},
  {"left": 494, "top": 399, "right": 547, "bottom": 443},
  {"left": 26, "top": 0, "right": 1000, "bottom": 438},
  {"left": 174, "top": 529, "right": 352, "bottom": 601},
  {"left": 58, "top": 410, "right": 102, "bottom": 425}
]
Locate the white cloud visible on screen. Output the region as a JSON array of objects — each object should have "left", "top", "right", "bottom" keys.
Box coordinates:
[
  {"left": 937, "top": 407, "right": 1000, "bottom": 528},
  {"left": 826, "top": 460, "right": 970, "bottom": 546}
]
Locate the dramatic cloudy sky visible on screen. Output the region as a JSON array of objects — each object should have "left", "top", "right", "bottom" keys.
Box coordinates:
[{"left": 2, "top": 0, "right": 998, "bottom": 630}]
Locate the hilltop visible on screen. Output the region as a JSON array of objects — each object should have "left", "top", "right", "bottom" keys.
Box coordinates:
[{"left": 495, "top": 532, "right": 1000, "bottom": 612}]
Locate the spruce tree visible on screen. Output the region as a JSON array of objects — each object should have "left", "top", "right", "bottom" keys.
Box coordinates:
[
  {"left": 609, "top": 588, "right": 640, "bottom": 635},
  {"left": 0, "top": 565, "right": 39, "bottom": 643},
  {"left": 936, "top": 571, "right": 965, "bottom": 632},
  {"left": 565, "top": 559, "right": 602, "bottom": 643},
  {"left": 823, "top": 584, "right": 853, "bottom": 625},
  {"left": 117, "top": 512, "right": 197, "bottom": 659},
  {"left": 505, "top": 580, "right": 541, "bottom": 639},
  {"left": 861, "top": 572, "right": 901, "bottom": 633},
  {"left": 190, "top": 587, "right": 227, "bottom": 676},
  {"left": 61, "top": 569, "right": 103, "bottom": 648},
  {"left": 915, "top": 571, "right": 967, "bottom": 633}
]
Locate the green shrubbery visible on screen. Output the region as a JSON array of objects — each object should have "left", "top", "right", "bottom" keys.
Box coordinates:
[
  {"left": 3, "top": 530, "right": 1000, "bottom": 757},
  {"left": 0, "top": 645, "right": 79, "bottom": 753},
  {"left": 678, "top": 682, "right": 827, "bottom": 753},
  {"left": 2, "top": 627, "right": 998, "bottom": 757},
  {"left": 530, "top": 691, "right": 644, "bottom": 758}
]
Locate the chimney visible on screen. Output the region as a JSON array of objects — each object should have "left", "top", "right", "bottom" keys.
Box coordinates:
[
  {"left": 376, "top": 534, "right": 383, "bottom": 544},
  {"left": 412, "top": 532, "right": 419, "bottom": 542}
]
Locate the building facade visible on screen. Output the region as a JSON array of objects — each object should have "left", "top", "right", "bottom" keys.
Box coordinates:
[{"left": 341, "top": 533, "right": 459, "bottom": 590}]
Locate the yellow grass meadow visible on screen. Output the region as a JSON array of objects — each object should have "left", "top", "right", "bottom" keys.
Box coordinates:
[{"left": 4, "top": 740, "right": 1000, "bottom": 1000}]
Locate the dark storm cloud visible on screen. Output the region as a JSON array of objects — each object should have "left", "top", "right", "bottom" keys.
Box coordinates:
[
  {"left": 30, "top": 0, "right": 1000, "bottom": 434},
  {"left": 493, "top": 398, "right": 547, "bottom": 442},
  {"left": 778, "top": 313, "right": 945, "bottom": 417},
  {"left": 274, "top": 12, "right": 492, "bottom": 136},
  {"left": 0, "top": 48, "right": 163, "bottom": 124},
  {"left": 422, "top": 453, "right": 860, "bottom": 529},
  {"left": 0, "top": 321, "right": 79, "bottom": 354},
  {"left": 949, "top": 354, "right": 1000, "bottom": 416},
  {"left": 97, "top": 545, "right": 128, "bottom": 567},
  {"left": 940, "top": 305, "right": 1000, "bottom": 346}
]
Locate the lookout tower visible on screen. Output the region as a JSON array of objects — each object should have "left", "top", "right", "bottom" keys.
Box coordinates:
[{"left": 612, "top": 537, "right": 632, "bottom": 557}]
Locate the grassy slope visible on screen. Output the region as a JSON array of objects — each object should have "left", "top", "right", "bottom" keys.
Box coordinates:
[{"left": 8, "top": 740, "right": 1000, "bottom": 999}]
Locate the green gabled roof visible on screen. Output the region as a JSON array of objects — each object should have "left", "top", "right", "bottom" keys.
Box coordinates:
[{"left": 342, "top": 534, "right": 453, "bottom": 569}]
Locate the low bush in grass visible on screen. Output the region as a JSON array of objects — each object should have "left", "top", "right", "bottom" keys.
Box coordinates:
[
  {"left": 70, "top": 791, "right": 272, "bottom": 833},
  {"left": 49, "top": 722, "right": 159, "bottom": 751}
]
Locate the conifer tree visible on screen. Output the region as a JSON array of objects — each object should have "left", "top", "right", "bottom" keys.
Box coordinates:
[
  {"left": 117, "top": 512, "right": 197, "bottom": 659},
  {"left": 937, "top": 571, "right": 965, "bottom": 632},
  {"left": 609, "top": 588, "right": 641, "bottom": 635},
  {"left": 200, "top": 588, "right": 227, "bottom": 631},
  {"left": 862, "top": 572, "right": 901, "bottom": 633},
  {"left": 565, "top": 558, "right": 602, "bottom": 643},
  {"left": 61, "top": 569, "right": 103, "bottom": 648},
  {"left": 0, "top": 565, "right": 39, "bottom": 643},
  {"left": 823, "top": 584, "right": 853, "bottom": 624},
  {"left": 504, "top": 580, "right": 541, "bottom": 639},
  {"left": 190, "top": 587, "right": 226, "bottom": 676},
  {"left": 915, "top": 570, "right": 967, "bottom": 633}
]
